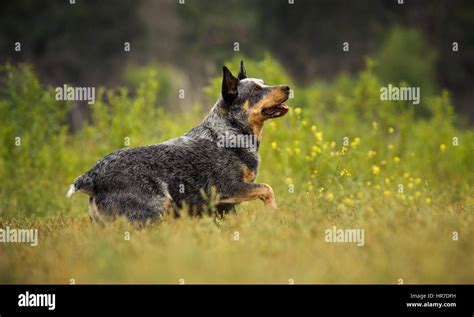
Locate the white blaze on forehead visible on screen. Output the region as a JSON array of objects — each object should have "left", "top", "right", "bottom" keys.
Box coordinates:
[{"left": 240, "top": 78, "right": 268, "bottom": 87}]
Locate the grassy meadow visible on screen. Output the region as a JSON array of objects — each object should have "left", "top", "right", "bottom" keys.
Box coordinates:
[{"left": 0, "top": 56, "right": 473, "bottom": 284}]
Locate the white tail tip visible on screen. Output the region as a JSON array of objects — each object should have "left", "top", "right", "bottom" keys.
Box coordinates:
[{"left": 66, "top": 184, "right": 76, "bottom": 198}]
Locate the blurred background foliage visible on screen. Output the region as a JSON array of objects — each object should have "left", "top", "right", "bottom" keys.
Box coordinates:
[{"left": 1, "top": 0, "right": 474, "bottom": 124}]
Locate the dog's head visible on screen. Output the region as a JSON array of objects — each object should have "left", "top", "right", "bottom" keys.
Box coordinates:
[{"left": 220, "top": 61, "right": 290, "bottom": 138}]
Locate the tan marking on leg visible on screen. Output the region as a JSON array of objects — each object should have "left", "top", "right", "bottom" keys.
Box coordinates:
[
  {"left": 219, "top": 183, "right": 277, "bottom": 210},
  {"left": 88, "top": 198, "right": 103, "bottom": 222},
  {"left": 241, "top": 164, "right": 256, "bottom": 183},
  {"left": 162, "top": 196, "right": 173, "bottom": 216}
]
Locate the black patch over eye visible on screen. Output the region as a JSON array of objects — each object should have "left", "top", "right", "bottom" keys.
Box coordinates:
[{"left": 247, "top": 85, "right": 267, "bottom": 107}]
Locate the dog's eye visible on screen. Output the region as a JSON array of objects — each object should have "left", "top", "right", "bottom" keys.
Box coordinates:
[{"left": 254, "top": 85, "right": 262, "bottom": 92}]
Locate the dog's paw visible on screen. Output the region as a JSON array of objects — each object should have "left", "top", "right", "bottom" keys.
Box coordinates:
[
  {"left": 261, "top": 184, "right": 277, "bottom": 210},
  {"left": 264, "top": 198, "right": 278, "bottom": 210},
  {"left": 259, "top": 184, "right": 277, "bottom": 210}
]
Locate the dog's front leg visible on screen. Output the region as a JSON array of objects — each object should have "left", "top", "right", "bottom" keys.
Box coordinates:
[{"left": 219, "top": 183, "right": 277, "bottom": 210}]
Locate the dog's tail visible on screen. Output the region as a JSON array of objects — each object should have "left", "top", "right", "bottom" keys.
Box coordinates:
[{"left": 67, "top": 174, "right": 94, "bottom": 198}]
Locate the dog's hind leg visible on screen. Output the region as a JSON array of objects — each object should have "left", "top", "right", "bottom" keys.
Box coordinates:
[
  {"left": 94, "top": 189, "right": 173, "bottom": 223},
  {"left": 216, "top": 203, "right": 237, "bottom": 217},
  {"left": 218, "top": 182, "right": 277, "bottom": 210},
  {"left": 88, "top": 197, "right": 105, "bottom": 224}
]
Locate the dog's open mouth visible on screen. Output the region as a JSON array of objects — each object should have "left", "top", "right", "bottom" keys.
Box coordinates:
[{"left": 262, "top": 103, "right": 289, "bottom": 118}]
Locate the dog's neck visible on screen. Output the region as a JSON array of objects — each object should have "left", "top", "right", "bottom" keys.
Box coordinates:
[{"left": 186, "top": 99, "right": 261, "bottom": 152}]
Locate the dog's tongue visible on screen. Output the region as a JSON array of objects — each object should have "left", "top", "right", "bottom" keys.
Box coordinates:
[{"left": 263, "top": 104, "right": 289, "bottom": 116}]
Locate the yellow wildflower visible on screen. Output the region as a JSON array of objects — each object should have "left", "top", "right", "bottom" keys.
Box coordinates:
[
  {"left": 325, "top": 192, "right": 334, "bottom": 202},
  {"left": 315, "top": 131, "right": 323, "bottom": 141},
  {"left": 340, "top": 168, "right": 351, "bottom": 177},
  {"left": 312, "top": 145, "right": 321, "bottom": 154},
  {"left": 372, "top": 165, "right": 380, "bottom": 175},
  {"left": 368, "top": 150, "right": 377, "bottom": 158},
  {"left": 350, "top": 137, "right": 361, "bottom": 149},
  {"left": 343, "top": 197, "right": 355, "bottom": 207}
]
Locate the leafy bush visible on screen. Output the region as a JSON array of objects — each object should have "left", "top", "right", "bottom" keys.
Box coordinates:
[
  {"left": 0, "top": 64, "right": 70, "bottom": 216},
  {"left": 375, "top": 26, "right": 438, "bottom": 117}
]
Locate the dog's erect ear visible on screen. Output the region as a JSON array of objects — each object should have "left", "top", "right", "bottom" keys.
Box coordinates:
[
  {"left": 222, "top": 66, "right": 239, "bottom": 103},
  {"left": 238, "top": 60, "right": 247, "bottom": 80}
]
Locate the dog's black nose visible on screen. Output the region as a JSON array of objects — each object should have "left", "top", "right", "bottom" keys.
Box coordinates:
[{"left": 281, "top": 85, "right": 290, "bottom": 92}]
